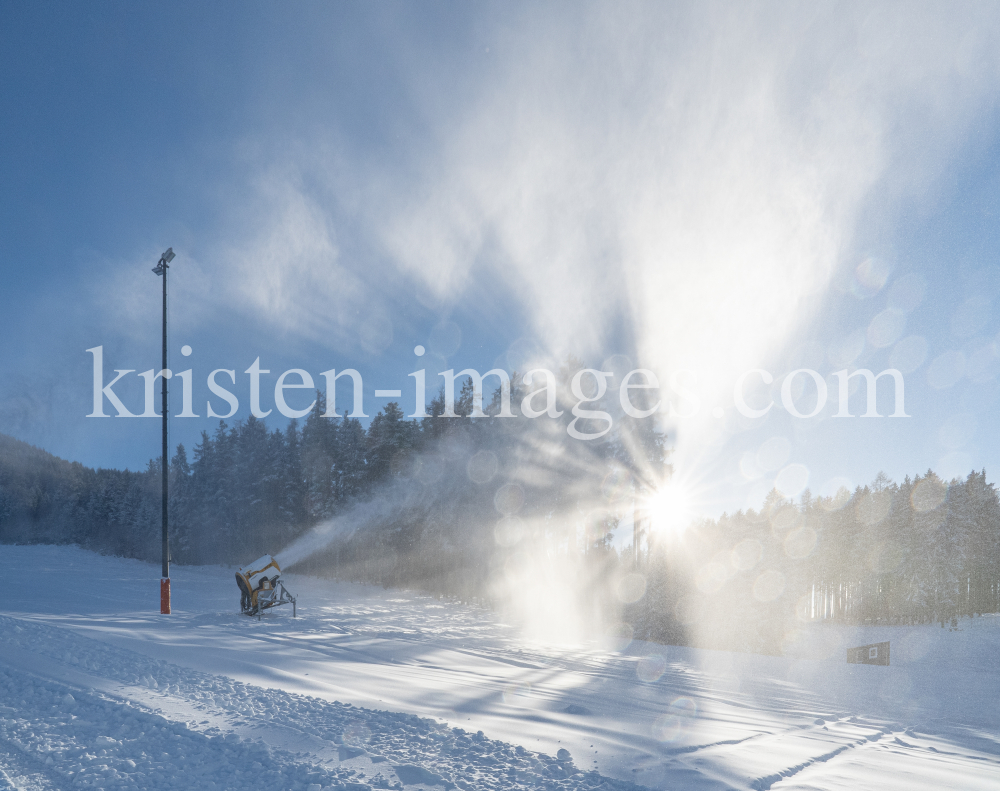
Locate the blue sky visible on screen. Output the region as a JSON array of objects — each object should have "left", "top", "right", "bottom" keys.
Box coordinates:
[{"left": 3, "top": 1, "right": 1000, "bottom": 518}]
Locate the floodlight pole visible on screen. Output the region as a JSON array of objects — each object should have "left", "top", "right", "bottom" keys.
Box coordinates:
[{"left": 153, "top": 247, "right": 175, "bottom": 613}]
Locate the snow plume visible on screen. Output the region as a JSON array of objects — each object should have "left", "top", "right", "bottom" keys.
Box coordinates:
[
  {"left": 242, "top": 2, "right": 1000, "bottom": 650},
  {"left": 275, "top": 490, "right": 404, "bottom": 571},
  {"left": 377, "top": 2, "right": 1000, "bottom": 474}
]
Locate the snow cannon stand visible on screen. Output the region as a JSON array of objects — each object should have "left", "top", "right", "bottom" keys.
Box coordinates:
[{"left": 236, "top": 555, "right": 296, "bottom": 618}]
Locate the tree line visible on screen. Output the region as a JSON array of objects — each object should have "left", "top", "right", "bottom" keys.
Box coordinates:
[{"left": 630, "top": 470, "right": 1000, "bottom": 654}]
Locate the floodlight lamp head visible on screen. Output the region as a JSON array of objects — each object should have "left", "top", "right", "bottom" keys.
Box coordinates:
[{"left": 152, "top": 247, "right": 174, "bottom": 276}]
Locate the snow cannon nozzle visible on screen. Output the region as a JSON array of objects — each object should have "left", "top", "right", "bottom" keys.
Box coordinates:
[{"left": 236, "top": 554, "right": 297, "bottom": 618}]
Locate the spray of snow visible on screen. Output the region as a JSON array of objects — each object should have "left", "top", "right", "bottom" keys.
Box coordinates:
[{"left": 275, "top": 492, "right": 405, "bottom": 570}]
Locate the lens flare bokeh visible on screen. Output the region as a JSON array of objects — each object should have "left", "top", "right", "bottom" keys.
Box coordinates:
[{"left": 651, "top": 697, "right": 698, "bottom": 743}]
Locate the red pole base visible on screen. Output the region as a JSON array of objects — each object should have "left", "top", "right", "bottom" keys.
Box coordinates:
[{"left": 160, "top": 578, "right": 171, "bottom": 614}]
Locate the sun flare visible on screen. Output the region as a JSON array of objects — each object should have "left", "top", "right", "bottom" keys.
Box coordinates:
[{"left": 645, "top": 483, "right": 694, "bottom": 536}]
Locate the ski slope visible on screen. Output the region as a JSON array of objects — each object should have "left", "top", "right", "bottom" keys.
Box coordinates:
[{"left": 1, "top": 545, "right": 998, "bottom": 790}]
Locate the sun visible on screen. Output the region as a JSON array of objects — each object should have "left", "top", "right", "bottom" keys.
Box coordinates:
[{"left": 644, "top": 483, "right": 693, "bottom": 535}]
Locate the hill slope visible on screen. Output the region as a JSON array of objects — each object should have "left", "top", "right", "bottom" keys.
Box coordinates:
[{"left": 0, "top": 544, "right": 998, "bottom": 790}]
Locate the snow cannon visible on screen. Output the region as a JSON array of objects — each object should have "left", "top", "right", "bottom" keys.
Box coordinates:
[{"left": 236, "top": 554, "right": 296, "bottom": 618}]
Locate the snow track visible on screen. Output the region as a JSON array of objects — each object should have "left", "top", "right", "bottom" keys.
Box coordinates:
[
  {"left": 0, "top": 659, "right": 351, "bottom": 790},
  {"left": 0, "top": 614, "right": 647, "bottom": 790}
]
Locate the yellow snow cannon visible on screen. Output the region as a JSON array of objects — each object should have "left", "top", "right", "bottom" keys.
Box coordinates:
[{"left": 235, "top": 554, "right": 297, "bottom": 618}]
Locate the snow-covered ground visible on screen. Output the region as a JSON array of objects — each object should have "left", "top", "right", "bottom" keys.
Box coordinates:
[{"left": 1, "top": 545, "right": 998, "bottom": 790}]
